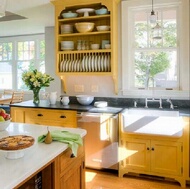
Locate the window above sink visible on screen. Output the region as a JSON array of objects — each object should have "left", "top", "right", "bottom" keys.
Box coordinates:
[{"left": 121, "top": 0, "right": 189, "bottom": 99}]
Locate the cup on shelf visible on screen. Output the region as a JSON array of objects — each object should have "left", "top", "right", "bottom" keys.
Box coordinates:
[
  {"left": 91, "top": 44, "right": 100, "bottom": 50},
  {"left": 105, "top": 44, "right": 111, "bottom": 49},
  {"left": 101, "top": 40, "right": 110, "bottom": 49}
]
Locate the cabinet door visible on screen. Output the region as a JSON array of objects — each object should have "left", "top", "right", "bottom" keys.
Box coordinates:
[
  {"left": 59, "top": 147, "right": 85, "bottom": 189},
  {"left": 11, "top": 107, "right": 25, "bottom": 123},
  {"left": 120, "top": 138, "right": 150, "bottom": 172},
  {"left": 151, "top": 140, "right": 182, "bottom": 176}
]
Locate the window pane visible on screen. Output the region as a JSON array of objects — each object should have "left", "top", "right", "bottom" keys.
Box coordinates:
[
  {"left": 0, "top": 43, "right": 12, "bottom": 61},
  {"left": 163, "top": 10, "right": 177, "bottom": 47},
  {"left": 18, "top": 41, "right": 35, "bottom": 60},
  {"left": 134, "top": 50, "right": 177, "bottom": 88},
  {"left": 0, "top": 62, "right": 12, "bottom": 89},
  {"left": 40, "top": 40, "right": 45, "bottom": 59},
  {"left": 17, "top": 61, "right": 35, "bottom": 90},
  {"left": 135, "top": 12, "right": 148, "bottom": 48}
]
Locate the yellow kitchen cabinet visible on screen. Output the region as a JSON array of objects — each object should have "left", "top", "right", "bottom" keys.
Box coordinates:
[
  {"left": 54, "top": 145, "right": 85, "bottom": 189},
  {"left": 18, "top": 145, "right": 85, "bottom": 189},
  {"left": 51, "top": 0, "right": 120, "bottom": 94},
  {"left": 119, "top": 116, "right": 189, "bottom": 187},
  {"left": 11, "top": 107, "right": 77, "bottom": 128},
  {"left": 119, "top": 137, "right": 182, "bottom": 176}
]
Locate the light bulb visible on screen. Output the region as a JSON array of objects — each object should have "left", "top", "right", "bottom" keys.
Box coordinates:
[{"left": 150, "top": 10, "right": 156, "bottom": 24}]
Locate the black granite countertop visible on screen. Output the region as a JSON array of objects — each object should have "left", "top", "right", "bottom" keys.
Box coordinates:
[
  {"left": 10, "top": 98, "right": 190, "bottom": 116},
  {"left": 10, "top": 100, "right": 124, "bottom": 114}
]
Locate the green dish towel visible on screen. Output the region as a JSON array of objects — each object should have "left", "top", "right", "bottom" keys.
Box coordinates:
[{"left": 38, "top": 130, "right": 83, "bottom": 157}]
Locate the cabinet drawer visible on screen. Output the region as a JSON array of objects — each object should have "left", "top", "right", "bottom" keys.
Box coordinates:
[
  {"left": 59, "top": 146, "right": 84, "bottom": 174},
  {"left": 25, "top": 109, "right": 77, "bottom": 127}
]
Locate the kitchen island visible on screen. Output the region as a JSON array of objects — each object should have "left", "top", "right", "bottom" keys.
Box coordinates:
[{"left": 0, "top": 122, "right": 86, "bottom": 189}]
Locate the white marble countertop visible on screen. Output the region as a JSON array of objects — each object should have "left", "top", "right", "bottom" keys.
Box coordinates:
[{"left": 0, "top": 123, "right": 87, "bottom": 189}]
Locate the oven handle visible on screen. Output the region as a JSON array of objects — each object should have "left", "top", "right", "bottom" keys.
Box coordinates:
[{"left": 77, "top": 112, "right": 103, "bottom": 118}]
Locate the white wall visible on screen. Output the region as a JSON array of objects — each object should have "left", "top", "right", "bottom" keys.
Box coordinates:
[{"left": 44, "top": 27, "right": 61, "bottom": 99}]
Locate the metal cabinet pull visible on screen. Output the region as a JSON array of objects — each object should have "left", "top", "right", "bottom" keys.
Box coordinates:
[
  {"left": 151, "top": 147, "right": 154, "bottom": 151},
  {"left": 60, "top": 115, "right": 66, "bottom": 118},
  {"left": 147, "top": 147, "right": 150, "bottom": 150},
  {"left": 37, "top": 114, "right": 43, "bottom": 117}
]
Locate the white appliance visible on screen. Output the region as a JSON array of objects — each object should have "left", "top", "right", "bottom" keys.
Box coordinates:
[{"left": 77, "top": 112, "right": 119, "bottom": 170}]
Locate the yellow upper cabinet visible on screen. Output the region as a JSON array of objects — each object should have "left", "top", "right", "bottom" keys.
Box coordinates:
[{"left": 51, "top": 0, "right": 120, "bottom": 94}]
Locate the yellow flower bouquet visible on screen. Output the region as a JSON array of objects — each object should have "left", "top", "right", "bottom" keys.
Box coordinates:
[{"left": 22, "top": 69, "right": 54, "bottom": 104}]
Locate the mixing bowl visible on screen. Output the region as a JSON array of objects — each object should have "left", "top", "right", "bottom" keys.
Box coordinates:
[
  {"left": 75, "top": 22, "right": 95, "bottom": 33},
  {"left": 76, "top": 95, "right": 94, "bottom": 105}
]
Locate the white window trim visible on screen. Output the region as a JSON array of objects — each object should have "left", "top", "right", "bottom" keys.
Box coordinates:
[
  {"left": 0, "top": 34, "right": 45, "bottom": 92},
  {"left": 121, "top": 0, "right": 189, "bottom": 99}
]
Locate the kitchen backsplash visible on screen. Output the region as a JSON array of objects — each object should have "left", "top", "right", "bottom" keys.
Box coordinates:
[{"left": 68, "top": 96, "right": 190, "bottom": 109}]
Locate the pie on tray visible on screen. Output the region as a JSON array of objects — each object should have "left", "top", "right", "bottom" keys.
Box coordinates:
[{"left": 0, "top": 135, "right": 35, "bottom": 151}]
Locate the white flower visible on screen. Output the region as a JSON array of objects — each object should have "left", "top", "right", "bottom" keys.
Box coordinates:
[{"left": 22, "top": 69, "right": 54, "bottom": 90}]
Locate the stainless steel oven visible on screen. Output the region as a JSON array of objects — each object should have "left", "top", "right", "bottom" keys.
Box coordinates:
[{"left": 77, "top": 112, "right": 119, "bottom": 170}]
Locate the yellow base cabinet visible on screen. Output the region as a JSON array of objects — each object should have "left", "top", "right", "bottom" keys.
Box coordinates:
[
  {"left": 11, "top": 107, "right": 77, "bottom": 128},
  {"left": 119, "top": 117, "right": 189, "bottom": 187},
  {"left": 54, "top": 146, "right": 85, "bottom": 189},
  {"left": 18, "top": 145, "right": 85, "bottom": 189},
  {"left": 119, "top": 137, "right": 182, "bottom": 175}
]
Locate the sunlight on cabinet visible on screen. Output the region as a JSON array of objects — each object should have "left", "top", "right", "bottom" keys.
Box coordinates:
[{"left": 119, "top": 113, "right": 190, "bottom": 188}]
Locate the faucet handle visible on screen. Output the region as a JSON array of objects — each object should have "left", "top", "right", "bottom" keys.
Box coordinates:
[
  {"left": 134, "top": 100, "right": 137, "bottom": 108},
  {"left": 159, "top": 98, "right": 163, "bottom": 109}
]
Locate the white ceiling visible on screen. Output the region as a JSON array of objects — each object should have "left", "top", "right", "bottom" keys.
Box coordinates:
[{"left": 0, "top": 0, "right": 55, "bottom": 37}]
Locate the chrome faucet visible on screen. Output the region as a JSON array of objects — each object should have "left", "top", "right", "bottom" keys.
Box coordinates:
[
  {"left": 145, "top": 97, "right": 162, "bottom": 109},
  {"left": 166, "top": 98, "right": 174, "bottom": 109}
]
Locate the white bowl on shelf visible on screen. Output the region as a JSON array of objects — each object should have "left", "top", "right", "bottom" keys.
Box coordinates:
[
  {"left": 95, "top": 8, "right": 108, "bottom": 15},
  {"left": 105, "top": 44, "right": 111, "bottom": 49},
  {"left": 61, "top": 41, "right": 74, "bottom": 50},
  {"left": 75, "top": 22, "right": 95, "bottom": 33},
  {"left": 96, "top": 25, "right": 110, "bottom": 31},
  {"left": 76, "top": 95, "right": 94, "bottom": 105},
  {"left": 91, "top": 44, "right": 100, "bottom": 50},
  {"left": 62, "top": 11, "right": 78, "bottom": 18}
]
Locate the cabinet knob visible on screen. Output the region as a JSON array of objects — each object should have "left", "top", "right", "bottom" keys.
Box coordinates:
[
  {"left": 147, "top": 147, "right": 150, "bottom": 150},
  {"left": 60, "top": 115, "right": 66, "bottom": 118},
  {"left": 151, "top": 147, "right": 154, "bottom": 151},
  {"left": 37, "top": 114, "right": 43, "bottom": 117}
]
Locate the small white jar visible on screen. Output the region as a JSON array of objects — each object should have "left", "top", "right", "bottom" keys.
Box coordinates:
[{"left": 61, "top": 96, "right": 70, "bottom": 105}]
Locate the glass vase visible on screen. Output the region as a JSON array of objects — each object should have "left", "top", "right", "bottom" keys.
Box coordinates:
[{"left": 33, "top": 88, "right": 40, "bottom": 104}]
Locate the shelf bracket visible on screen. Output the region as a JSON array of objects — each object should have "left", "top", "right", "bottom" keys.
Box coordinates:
[{"left": 61, "top": 76, "right": 67, "bottom": 93}]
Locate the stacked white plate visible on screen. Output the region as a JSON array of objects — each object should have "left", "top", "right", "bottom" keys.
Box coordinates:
[
  {"left": 94, "top": 101, "right": 108, "bottom": 108},
  {"left": 61, "top": 24, "right": 73, "bottom": 34},
  {"left": 61, "top": 41, "right": 74, "bottom": 51}
]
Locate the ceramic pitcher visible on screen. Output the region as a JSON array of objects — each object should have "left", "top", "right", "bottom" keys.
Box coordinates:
[
  {"left": 61, "top": 96, "right": 70, "bottom": 105},
  {"left": 49, "top": 92, "right": 57, "bottom": 105}
]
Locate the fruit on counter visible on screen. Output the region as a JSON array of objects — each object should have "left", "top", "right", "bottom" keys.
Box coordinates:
[
  {"left": 0, "top": 108, "right": 10, "bottom": 121},
  {"left": 44, "top": 127, "right": 52, "bottom": 144},
  {"left": 0, "top": 116, "right": 5, "bottom": 122}
]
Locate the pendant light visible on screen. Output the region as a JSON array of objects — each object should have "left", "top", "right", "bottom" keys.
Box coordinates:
[
  {"left": 152, "top": 12, "right": 162, "bottom": 39},
  {"left": 150, "top": 0, "right": 156, "bottom": 24},
  {"left": 0, "top": 0, "right": 6, "bottom": 18}
]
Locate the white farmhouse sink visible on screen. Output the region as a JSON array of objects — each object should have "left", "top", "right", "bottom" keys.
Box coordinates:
[
  {"left": 122, "top": 108, "right": 183, "bottom": 137},
  {"left": 126, "top": 108, "right": 179, "bottom": 117}
]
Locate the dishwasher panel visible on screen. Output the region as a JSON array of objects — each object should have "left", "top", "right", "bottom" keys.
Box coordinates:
[{"left": 77, "top": 112, "right": 119, "bottom": 170}]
